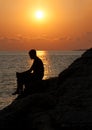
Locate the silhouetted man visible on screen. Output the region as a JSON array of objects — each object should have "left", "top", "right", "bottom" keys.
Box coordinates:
[{"left": 12, "top": 49, "right": 44, "bottom": 95}]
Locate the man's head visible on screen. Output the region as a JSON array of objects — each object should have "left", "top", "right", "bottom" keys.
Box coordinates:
[{"left": 29, "top": 49, "right": 37, "bottom": 59}]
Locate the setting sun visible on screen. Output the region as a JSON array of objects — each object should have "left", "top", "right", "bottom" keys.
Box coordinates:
[{"left": 35, "top": 10, "right": 44, "bottom": 19}]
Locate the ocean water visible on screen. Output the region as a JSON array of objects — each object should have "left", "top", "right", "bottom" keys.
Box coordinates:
[{"left": 0, "top": 50, "right": 84, "bottom": 110}]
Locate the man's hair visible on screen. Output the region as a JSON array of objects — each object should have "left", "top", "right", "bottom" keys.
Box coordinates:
[{"left": 29, "top": 49, "right": 36, "bottom": 56}]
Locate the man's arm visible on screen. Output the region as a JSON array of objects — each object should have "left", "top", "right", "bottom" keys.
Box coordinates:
[{"left": 27, "top": 63, "right": 34, "bottom": 73}]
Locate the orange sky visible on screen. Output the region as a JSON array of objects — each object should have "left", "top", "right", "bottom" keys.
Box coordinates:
[{"left": 0, "top": 0, "right": 92, "bottom": 50}]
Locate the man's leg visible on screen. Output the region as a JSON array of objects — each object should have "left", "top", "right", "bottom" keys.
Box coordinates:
[{"left": 12, "top": 72, "right": 24, "bottom": 95}]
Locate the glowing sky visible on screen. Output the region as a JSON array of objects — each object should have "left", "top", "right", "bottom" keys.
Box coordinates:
[{"left": 0, "top": 0, "right": 92, "bottom": 50}]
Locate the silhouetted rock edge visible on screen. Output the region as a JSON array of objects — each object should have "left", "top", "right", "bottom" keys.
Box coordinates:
[{"left": 0, "top": 48, "right": 92, "bottom": 129}]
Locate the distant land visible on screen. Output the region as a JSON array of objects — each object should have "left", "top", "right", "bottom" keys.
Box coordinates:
[{"left": 73, "top": 49, "right": 87, "bottom": 51}]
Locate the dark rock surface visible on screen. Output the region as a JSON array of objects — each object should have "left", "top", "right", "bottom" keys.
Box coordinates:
[{"left": 0, "top": 48, "right": 92, "bottom": 129}]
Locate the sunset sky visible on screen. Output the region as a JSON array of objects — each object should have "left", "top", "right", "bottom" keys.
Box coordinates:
[{"left": 0, "top": 0, "right": 92, "bottom": 51}]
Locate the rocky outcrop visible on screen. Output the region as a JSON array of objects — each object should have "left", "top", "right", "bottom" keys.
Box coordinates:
[{"left": 0, "top": 48, "right": 92, "bottom": 129}]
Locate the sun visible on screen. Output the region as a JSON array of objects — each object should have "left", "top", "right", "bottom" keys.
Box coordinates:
[
  {"left": 35, "top": 10, "right": 44, "bottom": 19},
  {"left": 27, "top": 8, "right": 47, "bottom": 23}
]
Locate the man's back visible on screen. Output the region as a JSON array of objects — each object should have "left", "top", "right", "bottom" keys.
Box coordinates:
[{"left": 31, "top": 56, "right": 44, "bottom": 80}]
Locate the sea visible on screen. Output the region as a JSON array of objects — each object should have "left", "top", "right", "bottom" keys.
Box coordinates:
[{"left": 0, "top": 50, "right": 84, "bottom": 110}]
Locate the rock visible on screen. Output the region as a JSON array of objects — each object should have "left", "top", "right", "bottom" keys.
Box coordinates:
[{"left": 0, "top": 48, "right": 92, "bottom": 129}]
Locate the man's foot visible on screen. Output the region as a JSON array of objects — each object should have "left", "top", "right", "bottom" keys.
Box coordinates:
[{"left": 12, "top": 91, "right": 18, "bottom": 95}]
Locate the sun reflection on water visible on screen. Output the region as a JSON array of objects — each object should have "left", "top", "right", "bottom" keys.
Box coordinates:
[{"left": 37, "top": 50, "right": 50, "bottom": 80}]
